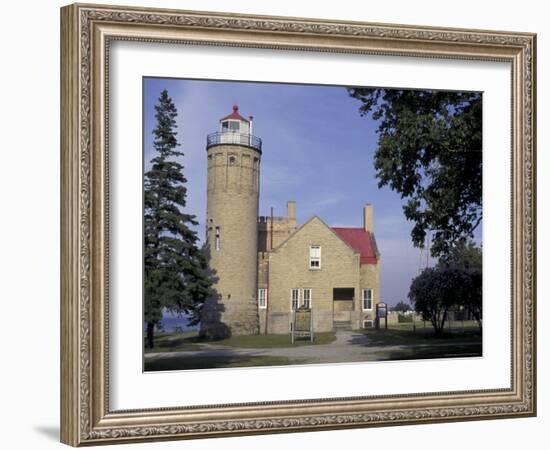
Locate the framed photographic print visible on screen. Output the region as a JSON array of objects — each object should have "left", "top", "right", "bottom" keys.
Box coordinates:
[{"left": 60, "top": 3, "right": 536, "bottom": 446}]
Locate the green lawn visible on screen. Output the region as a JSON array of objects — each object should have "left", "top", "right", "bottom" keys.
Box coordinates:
[
  {"left": 144, "top": 354, "right": 299, "bottom": 371},
  {"left": 143, "top": 325, "right": 482, "bottom": 371},
  {"left": 145, "top": 330, "right": 336, "bottom": 353},
  {"left": 350, "top": 322, "right": 482, "bottom": 360},
  {"left": 352, "top": 322, "right": 482, "bottom": 347},
  {"left": 369, "top": 342, "right": 482, "bottom": 361},
  {"left": 386, "top": 320, "right": 480, "bottom": 332},
  {"left": 144, "top": 331, "right": 201, "bottom": 354},
  {"left": 214, "top": 332, "right": 336, "bottom": 348}
]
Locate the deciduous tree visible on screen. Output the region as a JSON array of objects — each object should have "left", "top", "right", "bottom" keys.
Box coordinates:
[
  {"left": 391, "top": 301, "right": 412, "bottom": 313},
  {"left": 409, "top": 267, "right": 470, "bottom": 335},
  {"left": 438, "top": 240, "right": 482, "bottom": 329},
  {"left": 348, "top": 88, "right": 482, "bottom": 257}
]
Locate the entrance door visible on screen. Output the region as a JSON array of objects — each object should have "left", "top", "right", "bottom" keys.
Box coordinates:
[{"left": 333, "top": 288, "right": 354, "bottom": 323}]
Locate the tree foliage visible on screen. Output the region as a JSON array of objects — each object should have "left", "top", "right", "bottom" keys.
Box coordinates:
[
  {"left": 408, "top": 267, "right": 468, "bottom": 335},
  {"left": 144, "top": 89, "right": 215, "bottom": 348},
  {"left": 438, "top": 240, "right": 482, "bottom": 328},
  {"left": 348, "top": 88, "right": 482, "bottom": 257},
  {"left": 438, "top": 240, "right": 482, "bottom": 271},
  {"left": 391, "top": 301, "right": 412, "bottom": 313},
  {"left": 409, "top": 241, "right": 482, "bottom": 334}
]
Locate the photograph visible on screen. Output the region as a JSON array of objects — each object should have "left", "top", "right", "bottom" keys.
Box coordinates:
[
  {"left": 142, "top": 78, "right": 483, "bottom": 372},
  {"left": 56, "top": 2, "right": 536, "bottom": 446}
]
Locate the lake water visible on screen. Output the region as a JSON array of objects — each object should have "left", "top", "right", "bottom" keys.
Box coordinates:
[{"left": 144, "top": 314, "right": 199, "bottom": 333}]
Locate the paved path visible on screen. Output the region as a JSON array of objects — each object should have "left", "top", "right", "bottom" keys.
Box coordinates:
[{"left": 145, "top": 330, "right": 481, "bottom": 367}]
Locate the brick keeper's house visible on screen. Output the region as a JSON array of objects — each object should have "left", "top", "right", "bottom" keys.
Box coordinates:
[{"left": 200, "top": 105, "right": 381, "bottom": 338}]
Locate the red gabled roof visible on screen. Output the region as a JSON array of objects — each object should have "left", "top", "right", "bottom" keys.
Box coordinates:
[
  {"left": 331, "top": 227, "right": 379, "bottom": 265},
  {"left": 220, "top": 104, "right": 250, "bottom": 123}
]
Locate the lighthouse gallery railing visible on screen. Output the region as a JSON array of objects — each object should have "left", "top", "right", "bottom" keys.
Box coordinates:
[{"left": 206, "top": 131, "right": 262, "bottom": 152}]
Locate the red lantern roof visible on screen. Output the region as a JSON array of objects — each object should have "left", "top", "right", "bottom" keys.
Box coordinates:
[{"left": 220, "top": 104, "right": 250, "bottom": 123}]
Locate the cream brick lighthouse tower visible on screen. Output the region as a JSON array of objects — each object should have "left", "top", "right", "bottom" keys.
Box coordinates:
[{"left": 199, "top": 105, "right": 261, "bottom": 338}]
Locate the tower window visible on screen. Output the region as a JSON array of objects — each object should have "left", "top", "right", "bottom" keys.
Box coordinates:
[
  {"left": 309, "top": 245, "right": 321, "bottom": 269},
  {"left": 258, "top": 288, "right": 267, "bottom": 309},
  {"left": 229, "top": 155, "right": 236, "bottom": 165},
  {"left": 222, "top": 120, "right": 240, "bottom": 132},
  {"left": 215, "top": 226, "right": 220, "bottom": 251}
]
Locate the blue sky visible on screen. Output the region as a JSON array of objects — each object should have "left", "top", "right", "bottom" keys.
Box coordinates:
[{"left": 144, "top": 77, "right": 451, "bottom": 306}]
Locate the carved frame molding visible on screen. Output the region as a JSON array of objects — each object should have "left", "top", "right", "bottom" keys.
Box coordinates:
[{"left": 60, "top": 3, "right": 536, "bottom": 446}]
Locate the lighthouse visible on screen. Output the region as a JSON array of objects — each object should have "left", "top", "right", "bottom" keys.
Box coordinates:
[{"left": 199, "top": 105, "right": 262, "bottom": 338}]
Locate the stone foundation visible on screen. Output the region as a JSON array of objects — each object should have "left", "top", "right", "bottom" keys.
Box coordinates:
[
  {"left": 262, "top": 310, "right": 334, "bottom": 334},
  {"left": 200, "top": 296, "right": 259, "bottom": 339}
]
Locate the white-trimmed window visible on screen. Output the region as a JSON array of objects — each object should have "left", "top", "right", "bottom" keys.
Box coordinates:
[
  {"left": 309, "top": 245, "right": 321, "bottom": 269},
  {"left": 215, "top": 226, "right": 221, "bottom": 251},
  {"left": 362, "top": 289, "right": 373, "bottom": 311},
  {"left": 221, "top": 120, "right": 240, "bottom": 132},
  {"left": 303, "top": 288, "right": 312, "bottom": 308},
  {"left": 258, "top": 288, "right": 267, "bottom": 309},
  {"left": 291, "top": 288, "right": 300, "bottom": 311}
]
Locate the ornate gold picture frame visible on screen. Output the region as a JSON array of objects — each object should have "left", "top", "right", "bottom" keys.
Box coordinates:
[{"left": 60, "top": 3, "right": 536, "bottom": 446}]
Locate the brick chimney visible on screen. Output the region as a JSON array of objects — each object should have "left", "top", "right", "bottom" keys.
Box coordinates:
[
  {"left": 287, "top": 201, "right": 296, "bottom": 220},
  {"left": 363, "top": 204, "right": 374, "bottom": 232}
]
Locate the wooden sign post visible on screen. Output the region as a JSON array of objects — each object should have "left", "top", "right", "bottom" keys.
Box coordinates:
[
  {"left": 291, "top": 306, "right": 314, "bottom": 343},
  {"left": 376, "top": 302, "right": 388, "bottom": 330}
]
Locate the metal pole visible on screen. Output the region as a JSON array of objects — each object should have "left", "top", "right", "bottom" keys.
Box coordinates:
[
  {"left": 310, "top": 309, "right": 314, "bottom": 343},
  {"left": 265, "top": 259, "right": 269, "bottom": 335},
  {"left": 270, "top": 206, "right": 274, "bottom": 250}
]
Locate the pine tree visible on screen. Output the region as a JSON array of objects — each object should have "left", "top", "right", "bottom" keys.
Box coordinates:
[{"left": 144, "top": 89, "right": 214, "bottom": 349}]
